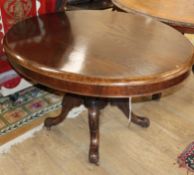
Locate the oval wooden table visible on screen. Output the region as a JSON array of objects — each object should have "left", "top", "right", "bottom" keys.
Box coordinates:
[
  {"left": 3, "top": 11, "right": 194, "bottom": 165},
  {"left": 112, "top": 0, "right": 194, "bottom": 34}
]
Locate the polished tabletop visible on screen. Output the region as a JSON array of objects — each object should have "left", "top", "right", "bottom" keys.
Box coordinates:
[
  {"left": 3, "top": 11, "right": 194, "bottom": 97},
  {"left": 112, "top": 0, "right": 194, "bottom": 28}
]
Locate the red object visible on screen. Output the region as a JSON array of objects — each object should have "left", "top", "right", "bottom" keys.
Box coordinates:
[
  {"left": 0, "top": 59, "right": 21, "bottom": 88},
  {"left": 38, "top": 0, "right": 47, "bottom": 15},
  {"left": 0, "top": 0, "right": 37, "bottom": 32},
  {"left": 0, "top": 0, "right": 58, "bottom": 55},
  {"left": 46, "top": 0, "right": 57, "bottom": 13},
  {"left": 2, "top": 77, "right": 21, "bottom": 89},
  {"left": 0, "top": 0, "right": 58, "bottom": 89},
  {"left": 0, "top": 59, "right": 11, "bottom": 73}
]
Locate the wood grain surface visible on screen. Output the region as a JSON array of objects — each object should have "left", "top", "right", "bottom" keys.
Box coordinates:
[
  {"left": 112, "top": 0, "right": 194, "bottom": 28},
  {"left": 3, "top": 11, "right": 194, "bottom": 97}
]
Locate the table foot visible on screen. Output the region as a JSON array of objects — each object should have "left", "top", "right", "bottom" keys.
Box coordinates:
[
  {"left": 111, "top": 98, "right": 150, "bottom": 128},
  {"left": 44, "top": 94, "right": 82, "bottom": 129},
  {"left": 192, "top": 65, "right": 194, "bottom": 73},
  {"left": 131, "top": 112, "right": 150, "bottom": 127},
  {"left": 84, "top": 98, "right": 107, "bottom": 165},
  {"left": 151, "top": 93, "right": 162, "bottom": 101},
  {"left": 112, "top": 5, "right": 125, "bottom": 11}
]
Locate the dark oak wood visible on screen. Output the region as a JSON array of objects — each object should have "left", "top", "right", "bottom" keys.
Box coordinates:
[
  {"left": 84, "top": 97, "right": 107, "bottom": 165},
  {"left": 151, "top": 93, "right": 162, "bottom": 101},
  {"left": 3, "top": 11, "right": 194, "bottom": 164},
  {"left": 44, "top": 94, "right": 82, "bottom": 129},
  {"left": 4, "top": 11, "right": 194, "bottom": 97},
  {"left": 66, "top": 0, "right": 113, "bottom": 10},
  {"left": 111, "top": 98, "right": 150, "bottom": 127},
  {"left": 45, "top": 94, "right": 149, "bottom": 164},
  {"left": 87, "top": 101, "right": 100, "bottom": 165}
]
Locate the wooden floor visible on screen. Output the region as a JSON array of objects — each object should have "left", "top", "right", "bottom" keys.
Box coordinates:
[{"left": 0, "top": 74, "right": 194, "bottom": 175}]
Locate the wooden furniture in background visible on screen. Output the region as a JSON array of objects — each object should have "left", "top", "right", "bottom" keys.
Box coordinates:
[
  {"left": 67, "top": 0, "right": 113, "bottom": 10},
  {"left": 3, "top": 11, "right": 194, "bottom": 165},
  {"left": 112, "top": 0, "right": 194, "bottom": 38},
  {"left": 112, "top": 0, "right": 194, "bottom": 100}
]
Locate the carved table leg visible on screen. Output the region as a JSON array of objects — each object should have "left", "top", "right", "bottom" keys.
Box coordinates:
[
  {"left": 44, "top": 94, "right": 150, "bottom": 165},
  {"left": 44, "top": 94, "right": 82, "bottom": 129},
  {"left": 84, "top": 98, "right": 107, "bottom": 165},
  {"left": 111, "top": 98, "right": 150, "bottom": 128}
]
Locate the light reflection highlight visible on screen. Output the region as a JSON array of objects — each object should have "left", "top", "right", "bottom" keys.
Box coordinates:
[{"left": 60, "top": 44, "right": 87, "bottom": 73}]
